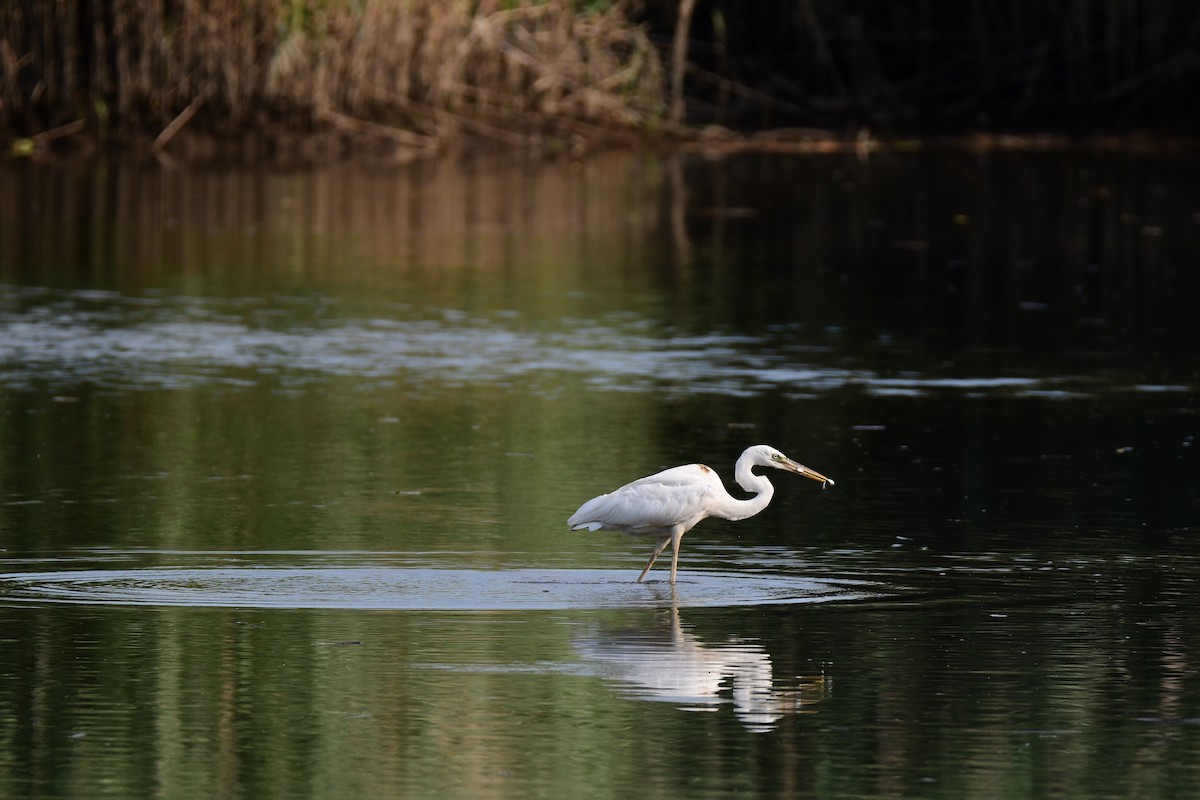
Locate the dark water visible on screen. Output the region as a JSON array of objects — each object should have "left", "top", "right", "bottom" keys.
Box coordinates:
[{"left": 1, "top": 150, "right": 1199, "bottom": 799}]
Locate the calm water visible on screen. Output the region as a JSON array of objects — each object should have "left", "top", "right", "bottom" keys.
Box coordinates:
[{"left": 1, "top": 150, "right": 1199, "bottom": 799}]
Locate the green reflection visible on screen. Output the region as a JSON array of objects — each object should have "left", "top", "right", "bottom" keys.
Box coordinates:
[
  {"left": 1, "top": 590, "right": 1198, "bottom": 799},
  {"left": 1, "top": 151, "right": 1199, "bottom": 799}
]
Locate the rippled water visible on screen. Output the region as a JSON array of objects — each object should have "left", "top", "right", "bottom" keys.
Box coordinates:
[
  {"left": 0, "top": 562, "right": 884, "bottom": 610},
  {"left": 0, "top": 285, "right": 1192, "bottom": 399},
  {"left": 1, "top": 151, "right": 1199, "bottom": 799}
]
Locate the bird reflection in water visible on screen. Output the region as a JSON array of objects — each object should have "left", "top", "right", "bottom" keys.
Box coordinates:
[{"left": 572, "top": 599, "right": 830, "bottom": 732}]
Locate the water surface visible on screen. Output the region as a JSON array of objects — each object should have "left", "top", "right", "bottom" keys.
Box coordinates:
[{"left": 1, "top": 150, "right": 1198, "bottom": 799}]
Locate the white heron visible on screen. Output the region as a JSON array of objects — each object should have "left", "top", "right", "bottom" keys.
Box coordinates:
[{"left": 567, "top": 445, "right": 833, "bottom": 584}]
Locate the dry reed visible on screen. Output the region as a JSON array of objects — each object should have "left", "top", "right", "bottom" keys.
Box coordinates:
[{"left": 0, "top": 0, "right": 665, "bottom": 158}]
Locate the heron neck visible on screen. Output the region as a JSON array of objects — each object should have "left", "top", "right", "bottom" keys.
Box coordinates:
[{"left": 714, "top": 459, "right": 775, "bottom": 521}]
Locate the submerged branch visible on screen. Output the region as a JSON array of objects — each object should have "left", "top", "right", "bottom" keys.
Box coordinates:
[{"left": 154, "top": 97, "right": 206, "bottom": 151}]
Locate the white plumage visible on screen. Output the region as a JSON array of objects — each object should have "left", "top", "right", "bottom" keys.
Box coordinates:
[{"left": 568, "top": 445, "right": 833, "bottom": 583}]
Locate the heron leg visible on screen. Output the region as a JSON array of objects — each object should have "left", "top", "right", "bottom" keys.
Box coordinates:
[
  {"left": 668, "top": 527, "right": 685, "bottom": 584},
  {"left": 636, "top": 535, "right": 671, "bottom": 582}
]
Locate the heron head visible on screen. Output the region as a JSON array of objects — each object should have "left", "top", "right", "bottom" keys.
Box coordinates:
[{"left": 754, "top": 445, "right": 835, "bottom": 487}]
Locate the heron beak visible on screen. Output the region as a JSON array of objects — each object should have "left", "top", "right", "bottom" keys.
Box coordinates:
[{"left": 783, "top": 459, "right": 834, "bottom": 487}]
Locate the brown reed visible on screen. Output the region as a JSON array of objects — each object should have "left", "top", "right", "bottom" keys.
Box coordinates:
[{"left": 0, "top": 0, "right": 666, "bottom": 157}]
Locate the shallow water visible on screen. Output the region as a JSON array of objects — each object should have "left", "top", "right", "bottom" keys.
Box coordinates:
[
  {"left": 1, "top": 150, "right": 1199, "bottom": 798},
  {"left": 0, "top": 558, "right": 886, "bottom": 610}
]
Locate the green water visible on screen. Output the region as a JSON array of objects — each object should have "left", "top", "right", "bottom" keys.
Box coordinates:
[{"left": 1, "top": 150, "right": 1199, "bottom": 799}]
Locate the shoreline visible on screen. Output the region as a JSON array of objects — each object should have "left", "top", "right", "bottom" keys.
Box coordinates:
[
  {"left": 7, "top": 1, "right": 1198, "bottom": 165},
  {"left": 8, "top": 124, "right": 1199, "bottom": 166}
]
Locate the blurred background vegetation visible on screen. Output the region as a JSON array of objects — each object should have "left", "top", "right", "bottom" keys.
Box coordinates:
[{"left": 2, "top": 1, "right": 1199, "bottom": 159}]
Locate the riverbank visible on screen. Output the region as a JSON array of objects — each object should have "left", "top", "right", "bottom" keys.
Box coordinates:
[
  {"left": 4, "top": 1, "right": 1199, "bottom": 163},
  {"left": 1, "top": 0, "right": 668, "bottom": 161}
]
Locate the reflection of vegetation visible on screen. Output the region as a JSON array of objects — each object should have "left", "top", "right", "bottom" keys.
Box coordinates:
[
  {"left": 1, "top": 150, "right": 1198, "bottom": 798},
  {"left": 0, "top": 377, "right": 653, "bottom": 556},
  {"left": 0, "top": 153, "right": 672, "bottom": 310},
  {"left": 0, "top": 149, "right": 1196, "bottom": 556},
  {"left": 0, "top": 583, "right": 1196, "bottom": 798},
  {"left": 3, "top": 149, "right": 1197, "bottom": 359}
]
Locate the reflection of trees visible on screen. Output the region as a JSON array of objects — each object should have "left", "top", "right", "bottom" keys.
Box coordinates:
[
  {"left": 680, "top": 150, "right": 1200, "bottom": 360},
  {"left": 0, "top": 574, "right": 1197, "bottom": 797},
  {"left": 0, "top": 154, "right": 690, "bottom": 557},
  {"left": 0, "top": 154, "right": 675, "bottom": 305},
  {"left": 573, "top": 602, "right": 829, "bottom": 733},
  {"left": 0, "top": 150, "right": 1198, "bottom": 798}
]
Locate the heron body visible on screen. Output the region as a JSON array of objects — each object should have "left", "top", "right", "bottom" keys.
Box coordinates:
[{"left": 567, "top": 445, "right": 833, "bottom": 583}]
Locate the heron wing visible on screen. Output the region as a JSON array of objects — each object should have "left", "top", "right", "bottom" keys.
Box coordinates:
[
  {"left": 568, "top": 464, "right": 723, "bottom": 533},
  {"left": 613, "top": 464, "right": 718, "bottom": 492}
]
